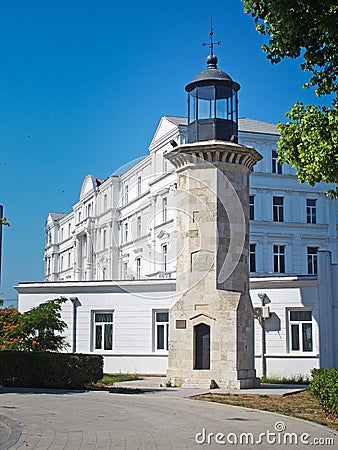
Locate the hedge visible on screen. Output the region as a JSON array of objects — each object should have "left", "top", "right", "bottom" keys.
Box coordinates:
[
  {"left": 310, "top": 368, "right": 338, "bottom": 416},
  {"left": 0, "top": 351, "right": 103, "bottom": 389}
]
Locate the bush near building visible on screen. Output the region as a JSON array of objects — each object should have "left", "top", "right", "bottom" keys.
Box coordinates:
[
  {"left": 0, "top": 298, "right": 69, "bottom": 352},
  {"left": 310, "top": 368, "right": 338, "bottom": 416},
  {"left": 0, "top": 351, "right": 103, "bottom": 389}
]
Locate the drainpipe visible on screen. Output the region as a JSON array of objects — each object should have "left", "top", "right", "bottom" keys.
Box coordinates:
[
  {"left": 261, "top": 317, "right": 267, "bottom": 378},
  {"left": 70, "top": 297, "right": 79, "bottom": 353},
  {"left": 258, "top": 293, "right": 268, "bottom": 378}
]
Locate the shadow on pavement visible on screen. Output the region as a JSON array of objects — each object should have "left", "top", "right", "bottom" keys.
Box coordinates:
[{"left": 0, "top": 387, "right": 88, "bottom": 395}]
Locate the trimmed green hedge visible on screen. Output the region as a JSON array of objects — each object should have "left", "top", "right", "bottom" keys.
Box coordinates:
[
  {"left": 310, "top": 368, "right": 338, "bottom": 416},
  {"left": 0, "top": 351, "right": 103, "bottom": 389}
]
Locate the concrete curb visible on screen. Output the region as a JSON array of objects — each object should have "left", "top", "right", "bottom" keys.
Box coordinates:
[{"left": 0, "top": 414, "right": 21, "bottom": 450}]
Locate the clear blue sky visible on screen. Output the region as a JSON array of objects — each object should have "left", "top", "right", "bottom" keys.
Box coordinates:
[{"left": 0, "top": 0, "right": 329, "bottom": 306}]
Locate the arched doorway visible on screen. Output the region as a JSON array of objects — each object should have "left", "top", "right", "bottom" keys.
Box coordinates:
[{"left": 194, "top": 323, "right": 210, "bottom": 369}]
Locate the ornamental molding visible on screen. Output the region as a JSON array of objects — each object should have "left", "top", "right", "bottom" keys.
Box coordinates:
[{"left": 164, "top": 141, "right": 262, "bottom": 172}]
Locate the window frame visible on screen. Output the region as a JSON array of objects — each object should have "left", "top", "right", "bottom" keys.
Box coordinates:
[
  {"left": 272, "top": 150, "right": 282, "bottom": 174},
  {"left": 136, "top": 257, "right": 141, "bottom": 279},
  {"left": 307, "top": 246, "right": 318, "bottom": 275},
  {"left": 162, "top": 197, "right": 168, "bottom": 223},
  {"left": 288, "top": 309, "right": 313, "bottom": 353},
  {"left": 249, "top": 195, "right": 255, "bottom": 220},
  {"left": 273, "top": 196, "right": 284, "bottom": 222},
  {"left": 124, "top": 222, "right": 128, "bottom": 243},
  {"left": 92, "top": 311, "right": 114, "bottom": 353},
  {"left": 306, "top": 198, "right": 317, "bottom": 224},
  {"left": 249, "top": 243, "right": 256, "bottom": 273},
  {"left": 162, "top": 244, "right": 168, "bottom": 272},
  {"left": 153, "top": 310, "right": 169, "bottom": 352},
  {"left": 273, "top": 244, "right": 285, "bottom": 273},
  {"left": 137, "top": 215, "right": 142, "bottom": 238}
]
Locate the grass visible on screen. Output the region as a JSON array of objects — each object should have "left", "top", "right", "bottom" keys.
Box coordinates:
[
  {"left": 95, "top": 373, "right": 142, "bottom": 386},
  {"left": 261, "top": 376, "right": 310, "bottom": 385},
  {"left": 194, "top": 390, "right": 338, "bottom": 431}
]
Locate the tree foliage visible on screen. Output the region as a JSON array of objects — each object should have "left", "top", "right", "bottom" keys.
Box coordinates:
[
  {"left": 242, "top": 0, "right": 338, "bottom": 195},
  {"left": 0, "top": 297, "right": 68, "bottom": 351}
]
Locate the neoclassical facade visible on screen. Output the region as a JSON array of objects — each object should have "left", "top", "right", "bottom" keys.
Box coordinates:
[{"left": 44, "top": 116, "right": 338, "bottom": 284}]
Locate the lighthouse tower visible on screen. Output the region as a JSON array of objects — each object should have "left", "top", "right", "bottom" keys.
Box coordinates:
[{"left": 165, "top": 32, "right": 262, "bottom": 388}]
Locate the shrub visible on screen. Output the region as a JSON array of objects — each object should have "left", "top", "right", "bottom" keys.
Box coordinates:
[
  {"left": 310, "top": 368, "right": 338, "bottom": 416},
  {"left": 0, "top": 298, "right": 68, "bottom": 351},
  {"left": 0, "top": 351, "right": 103, "bottom": 389}
]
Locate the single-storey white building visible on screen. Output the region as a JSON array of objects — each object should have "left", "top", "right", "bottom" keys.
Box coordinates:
[{"left": 16, "top": 250, "right": 338, "bottom": 378}]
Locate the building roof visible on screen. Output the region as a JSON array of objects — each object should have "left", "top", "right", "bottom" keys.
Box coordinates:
[
  {"left": 111, "top": 155, "right": 147, "bottom": 176},
  {"left": 238, "top": 118, "right": 279, "bottom": 135},
  {"left": 164, "top": 116, "right": 278, "bottom": 136},
  {"left": 48, "top": 212, "right": 68, "bottom": 221},
  {"left": 164, "top": 116, "right": 188, "bottom": 126}
]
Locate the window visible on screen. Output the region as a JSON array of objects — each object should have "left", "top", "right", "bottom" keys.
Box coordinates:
[
  {"left": 60, "top": 256, "right": 64, "bottom": 271},
  {"left": 104, "top": 194, "right": 107, "bottom": 211},
  {"left": 78, "top": 211, "right": 82, "bottom": 223},
  {"left": 249, "top": 195, "right": 255, "bottom": 220},
  {"left": 87, "top": 203, "right": 92, "bottom": 217},
  {"left": 47, "top": 231, "right": 52, "bottom": 245},
  {"left": 124, "top": 185, "right": 129, "bottom": 204},
  {"left": 249, "top": 243, "right": 256, "bottom": 272},
  {"left": 162, "top": 244, "right": 168, "bottom": 271},
  {"left": 272, "top": 150, "right": 282, "bottom": 174},
  {"left": 124, "top": 223, "right": 128, "bottom": 242},
  {"left": 163, "top": 155, "right": 168, "bottom": 173},
  {"left": 60, "top": 228, "right": 64, "bottom": 241},
  {"left": 273, "top": 196, "right": 284, "bottom": 222},
  {"left": 68, "top": 223, "right": 71, "bottom": 237},
  {"left": 289, "top": 310, "right": 313, "bottom": 352},
  {"left": 136, "top": 257, "right": 141, "bottom": 279},
  {"left": 103, "top": 229, "right": 107, "bottom": 249},
  {"left": 154, "top": 311, "right": 169, "bottom": 351},
  {"left": 123, "top": 262, "right": 128, "bottom": 279},
  {"left": 306, "top": 199, "right": 317, "bottom": 224},
  {"left": 137, "top": 216, "right": 141, "bottom": 237},
  {"left": 93, "top": 312, "right": 113, "bottom": 351},
  {"left": 47, "top": 257, "right": 51, "bottom": 275},
  {"left": 137, "top": 176, "right": 142, "bottom": 196},
  {"left": 273, "top": 244, "right": 285, "bottom": 273},
  {"left": 68, "top": 252, "right": 71, "bottom": 268},
  {"left": 162, "top": 197, "right": 168, "bottom": 223},
  {"left": 307, "top": 247, "right": 318, "bottom": 275}
]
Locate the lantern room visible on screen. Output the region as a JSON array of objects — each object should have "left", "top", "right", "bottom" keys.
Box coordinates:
[{"left": 185, "top": 53, "right": 240, "bottom": 143}]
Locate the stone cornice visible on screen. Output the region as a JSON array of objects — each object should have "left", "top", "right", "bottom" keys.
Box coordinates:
[{"left": 164, "top": 141, "right": 262, "bottom": 172}]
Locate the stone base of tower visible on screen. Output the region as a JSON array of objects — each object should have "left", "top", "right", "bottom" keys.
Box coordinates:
[
  {"left": 166, "top": 289, "right": 260, "bottom": 390},
  {"left": 167, "top": 374, "right": 260, "bottom": 389}
]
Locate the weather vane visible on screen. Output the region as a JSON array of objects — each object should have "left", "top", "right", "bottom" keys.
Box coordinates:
[{"left": 202, "top": 18, "right": 221, "bottom": 56}]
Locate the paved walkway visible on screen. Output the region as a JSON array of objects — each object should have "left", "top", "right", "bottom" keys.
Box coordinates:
[
  {"left": 0, "top": 384, "right": 336, "bottom": 449},
  {"left": 113, "top": 376, "right": 309, "bottom": 396}
]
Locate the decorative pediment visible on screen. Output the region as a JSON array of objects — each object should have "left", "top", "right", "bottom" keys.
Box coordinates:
[
  {"left": 157, "top": 230, "right": 170, "bottom": 239},
  {"left": 80, "top": 175, "right": 97, "bottom": 200},
  {"left": 189, "top": 312, "right": 216, "bottom": 322},
  {"left": 149, "top": 116, "right": 178, "bottom": 149}
]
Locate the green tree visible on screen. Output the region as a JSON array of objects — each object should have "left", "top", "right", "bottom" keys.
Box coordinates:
[
  {"left": 0, "top": 298, "right": 69, "bottom": 351},
  {"left": 242, "top": 0, "right": 338, "bottom": 197}
]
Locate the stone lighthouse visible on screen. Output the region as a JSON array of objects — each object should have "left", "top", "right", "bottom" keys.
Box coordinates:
[{"left": 165, "top": 37, "right": 262, "bottom": 388}]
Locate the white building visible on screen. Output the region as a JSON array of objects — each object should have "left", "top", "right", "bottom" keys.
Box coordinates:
[
  {"left": 43, "top": 116, "right": 337, "bottom": 283},
  {"left": 17, "top": 115, "right": 338, "bottom": 378}
]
